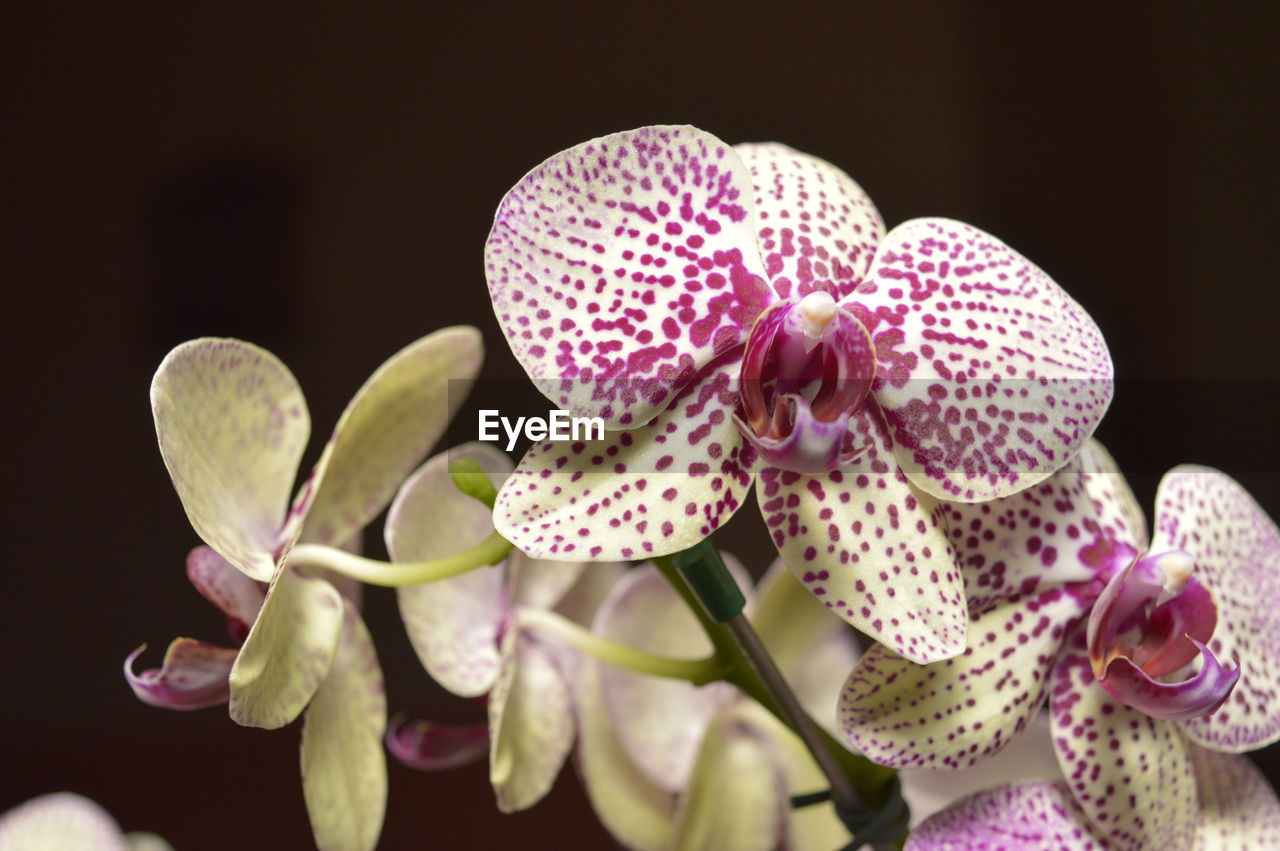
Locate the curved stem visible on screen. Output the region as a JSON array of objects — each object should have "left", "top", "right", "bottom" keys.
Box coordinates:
[
  {"left": 289, "top": 531, "right": 512, "bottom": 587},
  {"left": 517, "top": 608, "right": 725, "bottom": 685}
]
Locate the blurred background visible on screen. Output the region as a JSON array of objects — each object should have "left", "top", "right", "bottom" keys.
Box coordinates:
[{"left": 4, "top": 4, "right": 1278, "bottom": 847}]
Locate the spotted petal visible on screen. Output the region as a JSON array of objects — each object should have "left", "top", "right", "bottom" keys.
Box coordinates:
[
  {"left": 839, "top": 588, "right": 1083, "bottom": 768},
  {"left": 0, "top": 793, "right": 133, "bottom": 851},
  {"left": 495, "top": 356, "right": 754, "bottom": 560},
  {"left": 300, "top": 601, "right": 387, "bottom": 851},
  {"left": 906, "top": 780, "right": 1103, "bottom": 850},
  {"left": 151, "top": 338, "right": 309, "bottom": 582},
  {"left": 1152, "top": 466, "right": 1280, "bottom": 751},
  {"left": 124, "top": 639, "right": 236, "bottom": 710},
  {"left": 1050, "top": 640, "right": 1198, "bottom": 850},
  {"left": 1188, "top": 746, "right": 1280, "bottom": 849},
  {"left": 735, "top": 143, "right": 885, "bottom": 301},
  {"left": 758, "top": 403, "right": 965, "bottom": 664},
  {"left": 941, "top": 444, "right": 1143, "bottom": 616},
  {"left": 851, "top": 218, "right": 1113, "bottom": 502},
  {"left": 386, "top": 444, "right": 512, "bottom": 697},
  {"left": 488, "top": 628, "right": 575, "bottom": 813},
  {"left": 228, "top": 566, "right": 344, "bottom": 728},
  {"left": 300, "top": 326, "right": 483, "bottom": 548},
  {"left": 486, "top": 125, "right": 774, "bottom": 428}
]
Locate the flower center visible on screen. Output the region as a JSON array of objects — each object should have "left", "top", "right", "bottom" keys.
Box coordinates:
[
  {"left": 733, "top": 293, "right": 877, "bottom": 474},
  {"left": 1086, "top": 550, "right": 1239, "bottom": 720}
]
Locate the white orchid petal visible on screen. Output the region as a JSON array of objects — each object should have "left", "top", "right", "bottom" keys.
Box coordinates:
[
  {"left": 1189, "top": 747, "right": 1280, "bottom": 849},
  {"left": 1153, "top": 466, "right": 1280, "bottom": 752},
  {"left": 496, "top": 358, "right": 753, "bottom": 560},
  {"left": 905, "top": 780, "right": 1103, "bottom": 850},
  {"left": 735, "top": 142, "right": 885, "bottom": 301},
  {"left": 855, "top": 219, "right": 1113, "bottom": 502},
  {"left": 301, "top": 327, "right": 483, "bottom": 548},
  {"left": 839, "top": 590, "right": 1083, "bottom": 768},
  {"left": 300, "top": 602, "right": 387, "bottom": 851},
  {"left": 488, "top": 629, "right": 575, "bottom": 813},
  {"left": 486, "top": 125, "right": 774, "bottom": 428},
  {"left": 151, "top": 338, "right": 309, "bottom": 582},
  {"left": 228, "top": 567, "right": 343, "bottom": 728},
  {"left": 387, "top": 444, "right": 512, "bottom": 696},
  {"left": 759, "top": 404, "right": 966, "bottom": 664}
]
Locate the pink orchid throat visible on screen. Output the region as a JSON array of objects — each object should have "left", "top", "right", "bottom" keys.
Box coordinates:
[
  {"left": 734, "top": 292, "right": 877, "bottom": 474},
  {"left": 1087, "top": 549, "right": 1239, "bottom": 721}
]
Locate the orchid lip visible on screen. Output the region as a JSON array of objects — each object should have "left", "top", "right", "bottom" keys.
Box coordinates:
[
  {"left": 736, "top": 295, "right": 876, "bottom": 475},
  {"left": 1087, "top": 549, "right": 1238, "bottom": 720}
]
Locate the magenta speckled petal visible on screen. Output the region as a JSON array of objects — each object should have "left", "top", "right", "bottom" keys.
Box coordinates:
[
  {"left": 0, "top": 793, "right": 133, "bottom": 851},
  {"left": 495, "top": 357, "right": 754, "bottom": 561},
  {"left": 488, "top": 628, "right": 575, "bottom": 813},
  {"left": 735, "top": 143, "right": 885, "bottom": 301},
  {"left": 124, "top": 639, "right": 236, "bottom": 710},
  {"left": 1050, "top": 640, "right": 1198, "bottom": 851},
  {"left": 299, "top": 327, "right": 483, "bottom": 548},
  {"left": 151, "top": 338, "right": 309, "bottom": 582},
  {"left": 905, "top": 781, "right": 1104, "bottom": 850},
  {"left": 758, "top": 404, "right": 965, "bottom": 664},
  {"left": 851, "top": 218, "right": 1113, "bottom": 502},
  {"left": 1188, "top": 746, "right": 1280, "bottom": 848},
  {"left": 386, "top": 717, "right": 489, "bottom": 771},
  {"left": 595, "top": 563, "right": 740, "bottom": 792},
  {"left": 942, "top": 445, "right": 1144, "bottom": 616},
  {"left": 300, "top": 601, "right": 386, "bottom": 851},
  {"left": 486, "top": 125, "right": 774, "bottom": 428},
  {"left": 1152, "top": 466, "right": 1280, "bottom": 752},
  {"left": 185, "top": 546, "right": 265, "bottom": 643},
  {"left": 228, "top": 566, "right": 343, "bottom": 729},
  {"left": 839, "top": 589, "right": 1083, "bottom": 769},
  {"left": 386, "top": 445, "right": 511, "bottom": 697}
]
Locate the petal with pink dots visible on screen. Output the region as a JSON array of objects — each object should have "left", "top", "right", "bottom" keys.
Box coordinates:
[
  {"left": 941, "top": 445, "right": 1143, "bottom": 616},
  {"left": 1152, "top": 466, "right": 1280, "bottom": 752},
  {"left": 757, "top": 404, "right": 965, "bottom": 664},
  {"left": 905, "top": 781, "right": 1103, "bottom": 850},
  {"left": 735, "top": 143, "right": 885, "bottom": 301},
  {"left": 1049, "top": 641, "right": 1198, "bottom": 851},
  {"left": 850, "top": 218, "right": 1113, "bottom": 502},
  {"left": 151, "top": 338, "right": 310, "bottom": 582},
  {"left": 1188, "top": 746, "right": 1280, "bottom": 848},
  {"left": 838, "top": 588, "right": 1084, "bottom": 769},
  {"left": 485, "top": 125, "right": 774, "bottom": 428},
  {"left": 494, "top": 358, "right": 754, "bottom": 561}
]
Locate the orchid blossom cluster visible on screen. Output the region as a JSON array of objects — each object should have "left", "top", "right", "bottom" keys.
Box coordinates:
[{"left": 112, "top": 123, "right": 1280, "bottom": 851}]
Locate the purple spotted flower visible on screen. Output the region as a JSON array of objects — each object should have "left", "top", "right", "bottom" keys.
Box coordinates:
[
  {"left": 838, "top": 442, "right": 1280, "bottom": 850},
  {"left": 485, "top": 125, "right": 1113, "bottom": 663},
  {"left": 126, "top": 329, "right": 482, "bottom": 851}
]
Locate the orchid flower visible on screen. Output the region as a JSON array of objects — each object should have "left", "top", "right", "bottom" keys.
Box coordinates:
[
  {"left": 907, "top": 729, "right": 1280, "bottom": 848},
  {"left": 384, "top": 442, "right": 635, "bottom": 812},
  {"left": 126, "top": 328, "right": 483, "bottom": 851},
  {"left": 838, "top": 441, "right": 1280, "bottom": 850},
  {"left": 573, "top": 557, "right": 862, "bottom": 850},
  {"left": 0, "top": 793, "right": 172, "bottom": 851},
  {"left": 485, "top": 124, "right": 1113, "bottom": 664}
]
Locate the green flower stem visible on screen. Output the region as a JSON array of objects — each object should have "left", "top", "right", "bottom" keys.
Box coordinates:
[
  {"left": 654, "top": 552, "right": 896, "bottom": 810},
  {"left": 289, "top": 531, "right": 512, "bottom": 587},
  {"left": 516, "top": 608, "right": 726, "bottom": 685}
]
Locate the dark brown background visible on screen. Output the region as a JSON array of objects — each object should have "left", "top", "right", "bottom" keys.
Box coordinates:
[{"left": 4, "top": 4, "right": 1279, "bottom": 848}]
